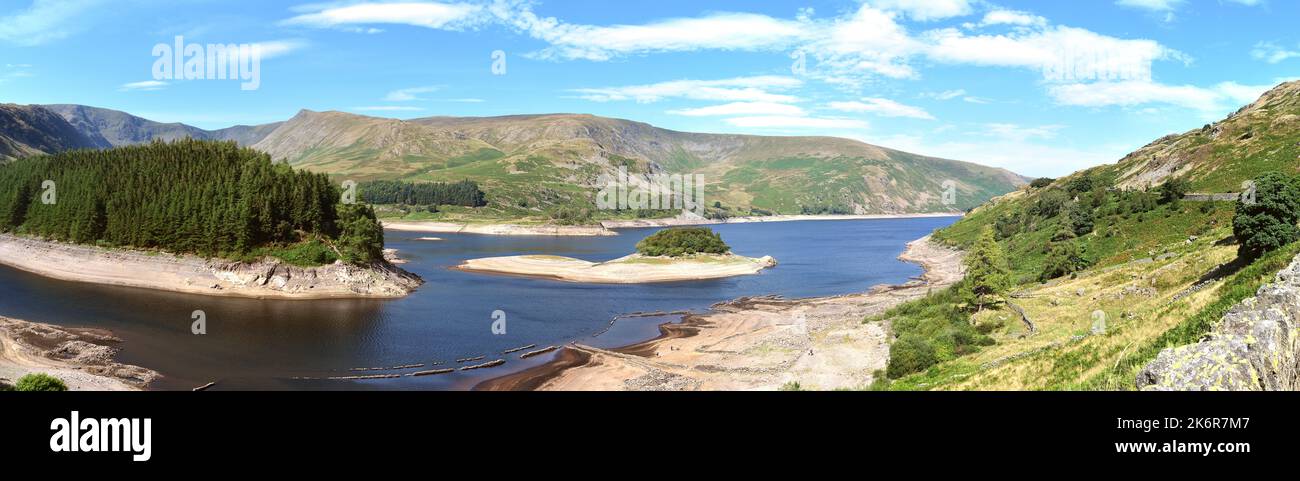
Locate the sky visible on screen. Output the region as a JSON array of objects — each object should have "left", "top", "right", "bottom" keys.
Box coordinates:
[{"left": 1, "top": 0, "right": 1297, "bottom": 177}]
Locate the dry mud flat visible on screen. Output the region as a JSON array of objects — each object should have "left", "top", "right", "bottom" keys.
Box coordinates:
[
  {"left": 0, "top": 316, "right": 157, "bottom": 391},
  {"left": 455, "top": 253, "right": 777, "bottom": 283},
  {"left": 477, "top": 235, "right": 964, "bottom": 391},
  {"left": 0, "top": 234, "right": 422, "bottom": 299}
]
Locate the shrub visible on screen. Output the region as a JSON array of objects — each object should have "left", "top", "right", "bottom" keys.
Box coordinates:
[
  {"left": 1040, "top": 240, "right": 1091, "bottom": 281},
  {"left": 1158, "top": 178, "right": 1190, "bottom": 205},
  {"left": 887, "top": 335, "right": 938, "bottom": 379},
  {"left": 635, "top": 227, "right": 730, "bottom": 257},
  {"left": 1029, "top": 177, "right": 1055, "bottom": 189},
  {"left": 15, "top": 373, "right": 67, "bottom": 391},
  {"left": 1233, "top": 172, "right": 1300, "bottom": 259}
]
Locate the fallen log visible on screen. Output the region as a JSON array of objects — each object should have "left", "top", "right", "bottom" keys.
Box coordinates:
[
  {"left": 192, "top": 381, "right": 216, "bottom": 391},
  {"left": 503, "top": 344, "right": 536, "bottom": 354},
  {"left": 409, "top": 368, "right": 455, "bottom": 377},
  {"left": 520, "top": 346, "right": 559, "bottom": 359},
  {"left": 459, "top": 359, "right": 506, "bottom": 371}
]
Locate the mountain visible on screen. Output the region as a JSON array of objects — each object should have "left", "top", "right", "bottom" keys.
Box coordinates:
[
  {"left": 1111, "top": 80, "right": 1300, "bottom": 192},
  {"left": 252, "top": 110, "right": 1027, "bottom": 214},
  {"left": 1, "top": 103, "right": 1026, "bottom": 215},
  {"left": 41, "top": 104, "right": 281, "bottom": 148},
  {"left": 0, "top": 104, "right": 101, "bottom": 161}
]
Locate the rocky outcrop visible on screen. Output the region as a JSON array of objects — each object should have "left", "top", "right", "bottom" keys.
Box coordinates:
[{"left": 1137, "top": 255, "right": 1300, "bottom": 391}]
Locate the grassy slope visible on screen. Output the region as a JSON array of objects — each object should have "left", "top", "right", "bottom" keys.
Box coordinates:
[
  {"left": 259, "top": 112, "right": 1024, "bottom": 222},
  {"left": 875, "top": 81, "right": 1300, "bottom": 391}
]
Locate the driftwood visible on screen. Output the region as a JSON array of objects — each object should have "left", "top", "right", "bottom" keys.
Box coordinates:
[
  {"left": 409, "top": 368, "right": 455, "bottom": 377},
  {"left": 459, "top": 359, "right": 506, "bottom": 371},
  {"left": 502, "top": 344, "right": 536, "bottom": 354},
  {"left": 350, "top": 363, "right": 425, "bottom": 372},
  {"left": 192, "top": 381, "right": 216, "bottom": 391},
  {"left": 520, "top": 346, "right": 559, "bottom": 359},
  {"left": 327, "top": 374, "right": 401, "bottom": 380}
]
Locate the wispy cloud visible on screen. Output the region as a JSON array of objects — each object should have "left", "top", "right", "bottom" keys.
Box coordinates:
[
  {"left": 668, "top": 102, "right": 805, "bottom": 117},
  {"left": 571, "top": 76, "right": 803, "bottom": 104},
  {"left": 282, "top": 2, "right": 484, "bottom": 30},
  {"left": 353, "top": 106, "right": 426, "bottom": 112},
  {"left": 870, "top": 0, "right": 973, "bottom": 21},
  {"left": 119, "top": 80, "right": 168, "bottom": 92},
  {"left": 826, "top": 97, "right": 935, "bottom": 120},
  {"left": 1047, "top": 80, "right": 1273, "bottom": 114},
  {"left": 384, "top": 85, "right": 441, "bottom": 101},
  {"left": 1252, "top": 41, "right": 1300, "bottom": 64},
  {"left": 723, "top": 116, "right": 869, "bottom": 130},
  {"left": 0, "top": 0, "right": 105, "bottom": 46}
]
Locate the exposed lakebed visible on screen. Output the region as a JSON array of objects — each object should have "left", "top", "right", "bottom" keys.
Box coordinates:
[{"left": 0, "top": 216, "right": 956, "bottom": 390}]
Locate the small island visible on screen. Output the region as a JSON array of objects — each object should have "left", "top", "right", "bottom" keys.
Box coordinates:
[{"left": 455, "top": 227, "right": 776, "bottom": 283}]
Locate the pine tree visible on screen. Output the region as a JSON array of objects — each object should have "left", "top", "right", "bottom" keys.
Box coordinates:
[{"left": 962, "top": 226, "right": 1010, "bottom": 313}]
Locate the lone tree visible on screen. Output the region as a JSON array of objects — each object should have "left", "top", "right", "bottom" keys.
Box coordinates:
[
  {"left": 1233, "top": 172, "right": 1300, "bottom": 259},
  {"left": 635, "top": 227, "right": 730, "bottom": 257},
  {"left": 962, "top": 226, "right": 1010, "bottom": 312}
]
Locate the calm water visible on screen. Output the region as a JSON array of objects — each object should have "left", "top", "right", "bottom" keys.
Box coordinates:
[{"left": 0, "top": 216, "right": 956, "bottom": 390}]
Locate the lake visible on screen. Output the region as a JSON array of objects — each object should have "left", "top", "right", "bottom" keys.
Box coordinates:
[{"left": 0, "top": 216, "right": 957, "bottom": 390}]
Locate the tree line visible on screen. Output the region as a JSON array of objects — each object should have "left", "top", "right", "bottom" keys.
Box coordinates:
[
  {"left": 0, "top": 139, "right": 384, "bottom": 264},
  {"left": 358, "top": 179, "right": 486, "bottom": 207}
]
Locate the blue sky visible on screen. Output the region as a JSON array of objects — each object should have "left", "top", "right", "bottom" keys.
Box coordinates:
[{"left": 1, "top": 0, "right": 1297, "bottom": 177}]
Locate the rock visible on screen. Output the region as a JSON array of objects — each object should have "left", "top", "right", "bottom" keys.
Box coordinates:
[{"left": 1137, "top": 255, "right": 1300, "bottom": 391}]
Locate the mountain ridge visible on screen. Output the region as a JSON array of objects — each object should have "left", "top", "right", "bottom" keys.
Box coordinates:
[{"left": 2, "top": 104, "right": 1027, "bottom": 215}]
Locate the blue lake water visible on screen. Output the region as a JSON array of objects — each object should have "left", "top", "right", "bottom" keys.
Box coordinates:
[{"left": 0, "top": 216, "right": 957, "bottom": 390}]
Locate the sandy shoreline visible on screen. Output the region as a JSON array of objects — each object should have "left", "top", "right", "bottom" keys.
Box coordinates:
[
  {"left": 0, "top": 316, "right": 157, "bottom": 391},
  {"left": 0, "top": 234, "right": 423, "bottom": 300},
  {"left": 384, "top": 213, "right": 961, "bottom": 237},
  {"left": 455, "top": 253, "right": 778, "bottom": 283},
  {"left": 476, "top": 235, "right": 964, "bottom": 391},
  {"left": 599, "top": 212, "right": 963, "bottom": 229},
  {"left": 383, "top": 221, "right": 616, "bottom": 236}
]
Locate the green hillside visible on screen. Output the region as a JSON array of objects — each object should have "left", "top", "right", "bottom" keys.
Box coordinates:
[{"left": 871, "top": 80, "right": 1300, "bottom": 391}]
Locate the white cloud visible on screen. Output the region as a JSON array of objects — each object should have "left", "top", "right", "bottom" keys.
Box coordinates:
[
  {"left": 384, "top": 86, "right": 441, "bottom": 101},
  {"left": 869, "top": 0, "right": 973, "bottom": 21},
  {"left": 571, "top": 76, "right": 803, "bottom": 104},
  {"left": 255, "top": 39, "right": 308, "bottom": 59},
  {"left": 494, "top": 6, "right": 812, "bottom": 61},
  {"left": 926, "top": 89, "right": 967, "bottom": 100},
  {"left": 1115, "top": 0, "right": 1184, "bottom": 11},
  {"left": 668, "top": 102, "right": 805, "bottom": 117},
  {"left": 826, "top": 97, "right": 935, "bottom": 120},
  {"left": 353, "top": 106, "right": 426, "bottom": 112},
  {"left": 978, "top": 10, "right": 1047, "bottom": 28},
  {"left": 924, "top": 26, "right": 1175, "bottom": 82},
  {"left": 0, "top": 0, "right": 104, "bottom": 46},
  {"left": 1252, "top": 41, "right": 1300, "bottom": 64},
  {"left": 724, "top": 116, "right": 869, "bottom": 130},
  {"left": 119, "top": 80, "right": 167, "bottom": 92},
  {"left": 983, "top": 123, "right": 1064, "bottom": 142},
  {"left": 1047, "top": 80, "right": 1273, "bottom": 113},
  {"left": 283, "top": 2, "right": 483, "bottom": 30}
]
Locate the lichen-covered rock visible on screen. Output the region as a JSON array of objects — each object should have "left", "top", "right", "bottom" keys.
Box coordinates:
[{"left": 1137, "top": 256, "right": 1300, "bottom": 391}]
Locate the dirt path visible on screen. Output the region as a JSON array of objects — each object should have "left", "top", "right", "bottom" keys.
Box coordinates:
[
  {"left": 0, "top": 316, "right": 157, "bottom": 391},
  {"left": 476, "top": 235, "right": 964, "bottom": 391}
]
